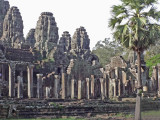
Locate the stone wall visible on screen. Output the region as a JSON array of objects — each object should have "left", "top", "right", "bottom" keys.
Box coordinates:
[{"left": 5, "top": 48, "right": 34, "bottom": 62}]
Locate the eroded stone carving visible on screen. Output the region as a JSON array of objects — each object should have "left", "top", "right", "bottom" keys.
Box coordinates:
[
  {"left": 0, "top": 0, "right": 10, "bottom": 38},
  {"left": 71, "top": 26, "right": 90, "bottom": 50},
  {"left": 25, "top": 29, "right": 36, "bottom": 48},
  {"left": 34, "top": 12, "right": 59, "bottom": 58},
  {"left": 1, "top": 6, "right": 24, "bottom": 48}
]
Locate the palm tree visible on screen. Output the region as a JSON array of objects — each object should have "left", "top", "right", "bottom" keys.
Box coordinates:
[{"left": 109, "top": 0, "right": 160, "bottom": 119}]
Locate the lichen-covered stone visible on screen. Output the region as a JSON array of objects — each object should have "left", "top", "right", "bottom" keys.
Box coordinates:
[
  {"left": 59, "top": 31, "right": 71, "bottom": 52},
  {"left": 0, "top": 0, "right": 10, "bottom": 38},
  {"left": 71, "top": 26, "right": 90, "bottom": 50},
  {"left": 1, "top": 6, "right": 24, "bottom": 48},
  {"left": 34, "top": 12, "right": 59, "bottom": 58},
  {"left": 25, "top": 29, "right": 36, "bottom": 48}
]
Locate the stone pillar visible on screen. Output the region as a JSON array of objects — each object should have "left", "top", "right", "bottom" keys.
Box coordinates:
[
  {"left": 61, "top": 72, "right": 65, "bottom": 99},
  {"left": 100, "top": 78, "right": 104, "bottom": 100},
  {"left": 113, "top": 79, "right": 116, "bottom": 97},
  {"left": 17, "top": 76, "right": 23, "bottom": 98},
  {"left": 122, "top": 71, "right": 126, "bottom": 95},
  {"left": 78, "top": 80, "right": 81, "bottom": 99},
  {"left": 37, "top": 74, "right": 43, "bottom": 99},
  {"left": 152, "top": 66, "right": 158, "bottom": 91},
  {"left": 118, "top": 79, "right": 121, "bottom": 96},
  {"left": 104, "top": 74, "right": 107, "bottom": 98},
  {"left": 27, "top": 64, "right": 34, "bottom": 98},
  {"left": 54, "top": 75, "right": 59, "bottom": 99},
  {"left": 71, "top": 79, "right": 75, "bottom": 99},
  {"left": 46, "top": 87, "right": 50, "bottom": 99},
  {"left": 9, "top": 63, "right": 15, "bottom": 98},
  {"left": 157, "top": 64, "right": 160, "bottom": 97},
  {"left": 20, "top": 71, "right": 23, "bottom": 98},
  {"left": 0, "top": 85, "right": 1, "bottom": 97},
  {"left": 91, "top": 75, "right": 94, "bottom": 98},
  {"left": 115, "top": 67, "right": 119, "bottom": 79},
  {"left": 2, "top": 64, "right": 5, "bottom": 81},
  {"left": 67, "top": 75, "right": 71, "bottom": 98},
  {"left": 86, "top": 78, "right": 90, "bottom": 99}
]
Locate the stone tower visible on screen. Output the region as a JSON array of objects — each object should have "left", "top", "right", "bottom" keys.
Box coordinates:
[
  {"left": 59, "top": 31, "right": 71, "bottom": 52},
  {"left": 0, "top": 6, "right": 24, "bottom": 48},
  {"left": 71, "top": 26, "right": 90, "bottom": 50},
  {"left": 0, "top": 0, "right": 10, "bottom": 38},
  {"left": 34, "top": 12, "right": 59, "bottom": 58},
  {"left": 25, "top": 29, "right": 36, "bottom": 48}
]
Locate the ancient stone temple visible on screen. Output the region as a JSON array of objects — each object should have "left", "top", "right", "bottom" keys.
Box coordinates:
[
  {"left": 0, "top": 0, "right": 158, "bottom": 101},
  {"left": 1, "top": 6, "right": 24, "bottom": 48},
  {"left": 25, "top": 29, "right": 36, "bottom": 48},
  {"left": 71, "top": 26, "right": 90, "bottom": 50},
  {"left": 34, "top": 12, "right": 59, "bottom": 58},
  {"left": 0, "top": 0, "right": 10, "bottom": 38},
  {"left": 104, "top": 52, "right": 151, "bottom": 98}
]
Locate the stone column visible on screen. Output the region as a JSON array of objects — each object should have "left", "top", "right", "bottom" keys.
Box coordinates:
[
  {"left": 37, "top": 74, "right": 43, "bottom": 99},
  {"left": 91, "top": 75, "right": 94, "bottom": 98},
  {"left": 113, "top": 79, "right": 116, "bottom": 97},
  {"left": 103, "top": 74, "right": 107, "bottom": 98},
  {"left": 17, "top": 76, "right": 23, "bottom": 98},
  {"left": 54, "top": 75, "right": 59, "bottom": 99},
  {"left": 61, "top": 72, "right": 65, "bottom": 99},
  {"left": 2, "top": 64, "right": 5, "bottom": 81},
  {"left": 78, "top": 80, "right": 81, "bottom": 99},
  {"left": 118, "top": 79, "right": 121, "bottom": 96},
  {"left": 20, "top": 71, "right": 23, "bottom": 98},
  {"left": 0, "top": 84, "right": 1, "bottom": 97},
  {"left": 152, "top": 66, "right": 158, "bottom": 91},
  {"left": 46, "top": 87, "right": 50, "bottom": 99},
  {"left": 86, "top": 78, "right": 90, "bottom": 99},
  {"left": 115, "top": 67, "right": 119, "bottom": 79},
  {"left": 100, "top": 78, "right": 104, "bottom": 100},
  {"left": 27, "top": 64, "right": 34, "bottom": 98},
  {"left": 157, "top": 64, "right": 160, "bottom": 97},
  {"left": 71, "top": 79, "right": 75, "bottom": 99},
  {"left": 67, "top": 75, "right": 71, "bottom": 98},
  {"left": 9, "top": 63, "right": 15, "bottom": 98},
  {"left": 122, "top": 71, "right": 126, "bottom": 95}
]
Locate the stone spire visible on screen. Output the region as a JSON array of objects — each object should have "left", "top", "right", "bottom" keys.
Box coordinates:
[
  {"left": 0, "top": 0, "right": 10, "bottom": 38},
  {"left": 25, "top": 29, "right": 36, "bottom": 48},
  {"left": 34, "top": 12, "right": 59, "bottom": 57},
  {"left": 1, "top": 6, "right": 24, "bottom": 48},
  {"left": 71, "top": 26, "right": 90, "bottom": 50},
  {"left": 59, "top": 31, "right": 71, "bottom": 52}
]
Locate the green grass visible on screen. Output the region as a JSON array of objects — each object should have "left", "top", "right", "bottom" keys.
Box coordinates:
[
  {"left": 142, "top": 110, "right": 160, "bottom": 117},
  {"left": 114, "top": 113, "right": 134, "bottom": 118}
]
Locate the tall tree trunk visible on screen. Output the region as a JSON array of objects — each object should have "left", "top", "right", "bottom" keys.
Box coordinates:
[{"left": 135, "top": 51, "right": 142, "bottom": 120}]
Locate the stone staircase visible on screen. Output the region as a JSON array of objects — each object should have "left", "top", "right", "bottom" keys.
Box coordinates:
[{"left": 0, "top": 99, "right": 160, "bottom": 119}]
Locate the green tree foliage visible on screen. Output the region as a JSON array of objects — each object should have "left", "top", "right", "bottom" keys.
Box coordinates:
[
  {"left": 109, "top": 0, "right": 160, "bottom": 119},
  {"left": 146, "top": 53, "right": 160, "bottom": 77},
  {"left": 92, "top": 38, "right": 129, "bottom": 67},
  {"left": 145, "top": 40, "right": 160, "bottom": 61}
]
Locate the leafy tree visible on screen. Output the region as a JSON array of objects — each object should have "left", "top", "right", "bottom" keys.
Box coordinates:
[
  {"left": 109, "top": 0, "right": 160, "bottom": 119},
  {"left": 146, "top": 53, "right": 160, "bottom": 77},
  {"left": 92, "top": 38, "right": 129, "bottom": 66},
  {"left": 145, "top": 40, "right": 160, "bottom": 61}
]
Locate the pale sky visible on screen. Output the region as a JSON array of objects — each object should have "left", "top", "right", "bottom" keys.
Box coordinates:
[{"left": 8, "top": 0, "right": 121, "bottom": 49}]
